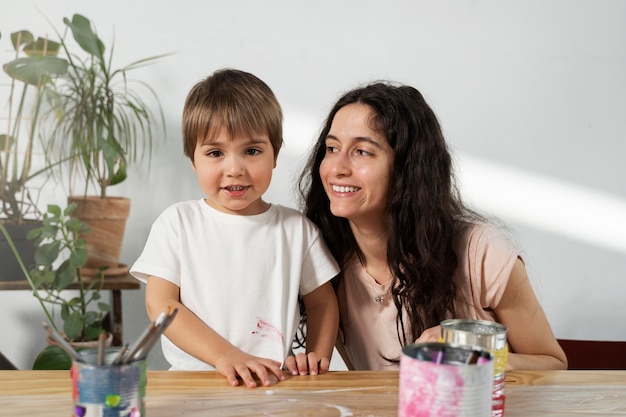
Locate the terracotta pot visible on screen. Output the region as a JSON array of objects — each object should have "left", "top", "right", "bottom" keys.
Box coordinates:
[{"left": 68, "top": 196, "right": 130, "bottom": 275}]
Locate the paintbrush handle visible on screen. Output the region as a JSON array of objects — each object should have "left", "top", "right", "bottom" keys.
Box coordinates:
[
  {"left": 129, "top": 308, "right": 179, "bottom": 362},
  {"left": 122, "top": 324, "right": 156, "bottom": 363},
  {"left": 111, "top": 344, "right": 129, "bottom": 365},
  {"left": 42, "top": 322, "right": 82, "bottom": 362}
]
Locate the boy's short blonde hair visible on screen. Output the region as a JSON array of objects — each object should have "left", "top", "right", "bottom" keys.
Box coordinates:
[{"left": 182, "top": 68, "right": 283, "bottom": 162}]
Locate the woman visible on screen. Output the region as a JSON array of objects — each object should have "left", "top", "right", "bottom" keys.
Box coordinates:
[{"left": 298, "top": 81, "right": 567, "bottom": 371}]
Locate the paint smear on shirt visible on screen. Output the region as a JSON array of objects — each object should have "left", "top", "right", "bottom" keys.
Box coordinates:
[{"left": 252, "top": 318, "right": 285, "bottom": 344}]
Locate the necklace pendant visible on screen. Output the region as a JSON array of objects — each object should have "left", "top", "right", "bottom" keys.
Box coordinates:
[{"left": 374, "top": 295, "right": 384, "bottom": 303}]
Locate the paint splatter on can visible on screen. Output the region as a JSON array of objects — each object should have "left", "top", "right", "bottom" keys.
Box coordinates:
[{"left": 399, "top": 342, "right": 494, "bottom": 417}]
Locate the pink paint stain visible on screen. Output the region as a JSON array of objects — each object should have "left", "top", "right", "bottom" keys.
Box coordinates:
[
  {"left": 399, "top": 357, "right": 468, "bottom": 417},
  {"left": 252, "top": 318, "right": 285, "bottom": 344}
]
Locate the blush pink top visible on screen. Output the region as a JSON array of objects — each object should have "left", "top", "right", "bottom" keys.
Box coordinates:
[{"left": 336, "top": 224, "right": 519, "bottom": 370}]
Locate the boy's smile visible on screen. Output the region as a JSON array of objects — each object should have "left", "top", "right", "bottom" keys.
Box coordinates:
[{"left": 192, "top": 127, "right": 276, "bottom": 215}]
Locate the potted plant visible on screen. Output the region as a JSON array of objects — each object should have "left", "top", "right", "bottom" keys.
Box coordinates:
[
  {"left": 0, "top": 30, "right": 68, "bottom": 281},
  {"left": 43, "top": 14, "right": 166, "bottom": 274},
  {"left": 0, "top": 203, "right": 111, "bottom": 369}
]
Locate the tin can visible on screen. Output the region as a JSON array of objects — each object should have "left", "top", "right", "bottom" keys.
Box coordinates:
[
  {"left": 71, "top": 347, "right": 146, "bottom": 417},
  {"left": 440, "top": 319, "right": 508, "bottom": 416},
  {"left": 399, "top": 342, "right": 494, "bottom": 417}
]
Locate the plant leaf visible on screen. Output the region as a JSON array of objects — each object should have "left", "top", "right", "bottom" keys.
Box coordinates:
[
  {"left": 24, "top": 37, "right": 62, "bottom": 58},
  {"left": 63, "top": 311, "right": 84, "bottom": 341},
  {"left": 83, "top": 310, "right": 98, "bottom": 326},
  {"left": 10, "top": 30, "right": 35, "bottom": 51},
  {"left": 63, "top": 202, "right": 78, "bottom": 216},
  {"left": 32, "top": 345, "right": 72, "bottom": 370},
  {"left": 32, "top": 269, "right": 55, "bottom": 286},
  {"left": 47, "top": 204, "right": 62, "bottom": 217},
  {"left": 26, "top": 226, "right": 43, "bottom": 240},
  {"left": 56, "top": 261, "right": 75, "bottom": 289},
  {"left": 34, "top": 241, "right": 60, "bottom": 265},
  {"left": 63, "top": 14, "right": 105, "bottom": 61},
  {"left": 3, "top": 56, "right": 67, "bottom": 86},
  {"left": 84, "top": 324, "right": 102, "bottom": 341},
  {"left": 69, "top": 247, "right": 88, "bottom": 268}
]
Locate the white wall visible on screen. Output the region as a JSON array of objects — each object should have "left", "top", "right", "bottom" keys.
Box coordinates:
[{"left": 1, "top": 0, "right": 624, "bottom": 371}]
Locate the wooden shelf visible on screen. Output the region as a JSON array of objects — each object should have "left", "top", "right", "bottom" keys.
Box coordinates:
[
  {"left": 0, "top": 273, "right": 140, "bottom": 291},
  {"left": 0, "top": 273, "right": 141, "bottom": 347}
]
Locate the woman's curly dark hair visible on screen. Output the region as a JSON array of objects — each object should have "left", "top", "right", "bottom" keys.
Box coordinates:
[{"left": 297, "top": 81, "right": 482, "bottom": 349}]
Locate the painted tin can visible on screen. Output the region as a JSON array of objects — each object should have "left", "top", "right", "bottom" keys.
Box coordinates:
[
  {"left": 398, "top": 342, "right": 494, "bottom": 417},
  {"left": 71, "top": 347, "right": 146, "bottom": 417}
]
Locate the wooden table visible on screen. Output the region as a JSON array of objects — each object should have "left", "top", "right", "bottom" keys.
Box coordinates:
[
  {"left": 0, "top": 370, "right": 624, "bottom": 416},
  {"left": 0, "top": 273, "right": 140, "bottom": 347}
]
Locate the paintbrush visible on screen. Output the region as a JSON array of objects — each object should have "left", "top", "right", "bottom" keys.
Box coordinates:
[
  {"left": 97, "top": 331, "right": 107, "bottom": 365},
  {"left": 112, "top": 343, "right": 129, "bottom": 365},
  {"left": 122, "top": 307, "right": 176, "bottom": 363},
  {"left": 125, "top": 308, "right": 178, "bottom": 363},
  {"left": 42, "top": 322, "right": 82, "bottom": 362},
  {"left": 122, "top": 323, "right": 157, "bottom": 364}
]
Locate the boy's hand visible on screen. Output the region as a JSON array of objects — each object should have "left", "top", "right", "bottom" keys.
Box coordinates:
[
  {"left": 284, "top": 351, "right": 330, "bottom": 376},
  {"left": 214, "top": 351, "right": 285, "bottom": 388}
]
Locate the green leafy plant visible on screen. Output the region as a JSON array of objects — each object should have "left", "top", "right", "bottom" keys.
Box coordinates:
[
  {"left": 44, "top": 14, "right": 167, "bottom": 198},
  {"left": 0, "top": 30, "right": 68, "bottom": 224},
  {"left": 0, "top": 203, "right": 110, "bottom": 342},
  {"left": 29, "top": 203, "right": 110, "bottom": 341}
]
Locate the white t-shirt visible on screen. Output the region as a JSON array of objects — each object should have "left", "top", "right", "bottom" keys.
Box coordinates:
[{"left": 130, "top": 199, "right": 339, "bottom": 370}]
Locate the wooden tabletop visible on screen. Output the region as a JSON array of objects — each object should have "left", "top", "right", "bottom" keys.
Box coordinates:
[{"left": 1, "top": 370, "right": 625, "bottom": 416}]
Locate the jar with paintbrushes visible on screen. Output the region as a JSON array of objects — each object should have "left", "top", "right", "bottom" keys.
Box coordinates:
[{"left": 44, "top": 307, "right": 177, "bottom": 417}]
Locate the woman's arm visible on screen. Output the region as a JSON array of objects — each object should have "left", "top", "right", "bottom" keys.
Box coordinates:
[
  {"left": 414, "top": 258, "right": 567, "bottom": 370},
  {"left": 145, "top": 275, "right": 285, "bottom": 387},
  {"left": 494, "top": 258, "right": 568, "bottom": 370},
  {"left": 334, "top": 331, "right": 356, "bottom": 370}
]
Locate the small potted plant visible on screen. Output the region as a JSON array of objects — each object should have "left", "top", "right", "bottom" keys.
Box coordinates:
[
  {"left": 0, "top": 203, "right": 111, "bottom": 369},
  {"left": 43, "top": 14, "right": 167, "bottom": 274},
  {"left": 0, "top": 30, "right": 68, "bottom": 280}
]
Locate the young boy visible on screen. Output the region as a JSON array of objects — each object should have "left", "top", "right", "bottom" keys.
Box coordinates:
[{"left": 130, "top": 69, "right": 339, "bottom": 387}]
